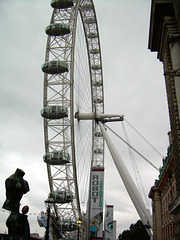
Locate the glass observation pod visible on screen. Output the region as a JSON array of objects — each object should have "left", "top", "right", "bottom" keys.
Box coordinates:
[
  {"left": 45, "top": 23, "right": 70, "bottom": 36},
  {"left": 95, "top": 132, "right": 103, "bottom": 137},
  {"left": 94, "top": 148, "right": 103, "bottom": 154},
  {"left": 43, "top": 152, "right": 70, "bottom": 165},
  {"left": 87, "top": 32, "right": 97, "bottom": 38},
  {"left": 85, "top": 18, "right": 96, "bottom": 24},
  {"left": 91, "top": 65, "right": 102, "bottom": 71},
  {"left": 92, "top": 80, "right": 102, "bottom": 87},
  {"left": 47, "top": 191, "right": 73, "bottom": 204},
  {"left": 57, "top": 220, "right": 78, "bottom": 231},
  {"left": 51, "top": 0, "right": 74, "bottom": 9},
  {"left": 93, "top": 98, "right": 103, "bottom": 104},
  {"left": 37, "top": 211, "right": 47, "bottom": 227},
  {"left": 90, "top": 49, "right": 100, "bottom": 54},
  {"left": 40, "top": 106, "right": 68, "bottom": 119},
  {"left": 42, "top": 60, "right": 68, "bottom": 74}
]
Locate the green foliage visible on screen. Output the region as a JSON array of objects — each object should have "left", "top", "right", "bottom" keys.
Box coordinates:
[{"left": 118, "top": 220, "right": 150, "bottom": 240}]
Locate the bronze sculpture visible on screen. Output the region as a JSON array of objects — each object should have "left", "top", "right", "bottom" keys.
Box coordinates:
[{"left": 2, "top": 168, "right": 30, "bottom": 238}]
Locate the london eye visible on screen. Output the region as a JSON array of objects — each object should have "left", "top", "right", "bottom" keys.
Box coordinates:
[
  {"left": 40, "top": 0, "right": 104, "bottom": 238},
  {"left": 39, "top": 1, "right": 155, "bottom": 239}
]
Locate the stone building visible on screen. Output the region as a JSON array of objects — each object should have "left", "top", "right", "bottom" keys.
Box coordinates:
[
  {"left": 148, "top": 0, "right": 180, "bottom": 239},
  {"left": 149, "top": 134, "right": 176, "bottom": 240}
]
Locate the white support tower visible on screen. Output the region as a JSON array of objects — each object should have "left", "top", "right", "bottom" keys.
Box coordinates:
[
  {"left": 98, "top": 121, "right": 153, "bottom": 238},
  {"left": 76, "top": 112, "right": 153, "bottom": 238}
]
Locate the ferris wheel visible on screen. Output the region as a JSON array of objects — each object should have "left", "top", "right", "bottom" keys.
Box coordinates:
[
  {"left": 39, "top": 1, "right": 154, "bottom": 239},
  {"left": 40, "top": 0, "right": 104, "bottom": 236}
]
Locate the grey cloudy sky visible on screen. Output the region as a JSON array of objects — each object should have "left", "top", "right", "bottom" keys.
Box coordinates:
[{"left": 0, "top": 0, "right": 170, "bottom": 237}]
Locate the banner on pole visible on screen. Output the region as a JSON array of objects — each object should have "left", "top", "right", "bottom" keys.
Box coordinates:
[
  {"left": 104, "top": 205, "right": 114, "bottom": 240},
  {"left": 113, "top": 221, "right": 116, "bottom": 240},
  {"left": 90, "top": 167, "right": 104, "bottom": 238}
]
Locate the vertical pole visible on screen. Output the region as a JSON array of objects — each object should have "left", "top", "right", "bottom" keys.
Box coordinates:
[
  {"left": 45, "top": 206, "right": 50, "bottom": 240},
  {"left": 77, "top": 225, "right": 80, "bottom": 240},
  {"left": 98, "top": 122, "right": 152, "bottom": 230},
  {"left": 87, "top": 168, "right": 92, "bottom": 240},
  {"left": 77, "top": 220, "right": 82, "bottom": 240}
]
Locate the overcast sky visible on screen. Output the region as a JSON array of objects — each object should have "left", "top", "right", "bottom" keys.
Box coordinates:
[{"left": 0, "top": 0, "right": 170, "bottom": 238}]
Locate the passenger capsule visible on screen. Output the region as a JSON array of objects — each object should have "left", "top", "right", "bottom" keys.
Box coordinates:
[
  {"left": 90, "top": 49, "right": 100, "bottom": 54},
  {"left": 45, "top": 23, "right": 70, "bottom": 36},
  {"left": 42, "top": 60, "right": 68, "bottom": 74},
  {"left": 37, "top": 211, "right": 47, "bottom": 227},
  {"left": 91, "top": 65, "right": 101, "bottom": 70},
  {"left": 51, "top": 0, "right": 74, "bottom": 9},
  {"left": 57, "top": 219, "right": 78, "bottom": 231},
  {"left": 94, "top": 148, "right": 103, "bottom": 154},
  {"left": 40, "top": 106, "right": 68, "bottom": 119},
  {"left": 43, "top": 152, "right": 70, "bottom": 165},
  {"left": 85, "top": 18, "right": 96, "bottom": 24},
  {"left": 47, "top": 191, "right": 73, "bottom": 204},
  {"left": 87, "top": 32, "right": 97, "bottom": 38}
]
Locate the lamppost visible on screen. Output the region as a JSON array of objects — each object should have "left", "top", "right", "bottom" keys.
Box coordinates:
[
  {"left": 45, "top": 205, "right": 51, "bottom": 240},
  {"left": 45, "top": 198, "right": 53, "bottom": 240},
  {"left": 76, "top": 220, "right": 82, "bottom": 240}
]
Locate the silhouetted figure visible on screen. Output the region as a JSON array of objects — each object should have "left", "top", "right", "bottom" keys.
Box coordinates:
[
  {"left": 3, "top": 168, "right": 29, "bottom": 212},
  {"left": 19, "top": 206, "right": 30, "bottom": 237},
  {"left": 2, "top": 168, "right": 30, "bottom": 238}
]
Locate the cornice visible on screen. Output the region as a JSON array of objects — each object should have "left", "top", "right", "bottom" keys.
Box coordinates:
[{"left": 148, "top": 0, "right": 174, "bottom": 52}]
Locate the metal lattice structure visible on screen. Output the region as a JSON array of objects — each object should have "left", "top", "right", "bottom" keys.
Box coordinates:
[{"left": 41, "top": 0, "right": 104, "bottom": 236}]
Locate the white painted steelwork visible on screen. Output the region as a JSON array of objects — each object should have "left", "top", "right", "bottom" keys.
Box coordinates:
[
  {"left": 98, "top": 122, "right": 153, "bottom": 237},
  {"left": 42, "top": 0, "right": 104, "bottom": 237},
  {"left": 75, "top": 112, "right": 124, "bottom": 122}
]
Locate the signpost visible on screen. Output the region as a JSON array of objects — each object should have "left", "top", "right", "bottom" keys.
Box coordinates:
[{"left": 89, "top": 168, "right": 104, "bottom": 239}]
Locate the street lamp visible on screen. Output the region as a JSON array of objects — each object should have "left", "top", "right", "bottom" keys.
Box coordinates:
[
  {"left": 45, "top": 205, "right": 51, "bottom": 240},
  {"left": 76, "top": 220, "right": 82, "bottom": 240},
  {"left": 44, "top": 199, "right": 54, "bottom": 240}
]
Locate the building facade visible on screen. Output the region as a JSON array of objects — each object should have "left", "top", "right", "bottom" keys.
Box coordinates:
[
  {"left": 148, "top": 0, "right": 180, "bottom": 239},
  {"left": 149, "top": 137, "right": 176, "bottom": 240}
]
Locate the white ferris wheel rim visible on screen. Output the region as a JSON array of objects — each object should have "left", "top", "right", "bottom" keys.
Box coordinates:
[{"left": 42, "top": 0, "right": 104, "bottom": 225}]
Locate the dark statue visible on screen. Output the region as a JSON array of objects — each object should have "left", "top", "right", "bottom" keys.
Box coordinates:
[{"left": 2, "top": 168, "right": 30, "bottom": 238}]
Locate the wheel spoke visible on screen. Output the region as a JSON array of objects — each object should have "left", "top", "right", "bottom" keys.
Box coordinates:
[{"left": 41, "top": 0, "right": 104, "bottom": 238}]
